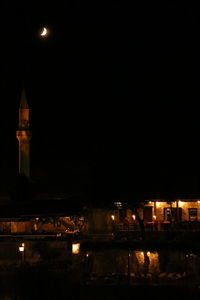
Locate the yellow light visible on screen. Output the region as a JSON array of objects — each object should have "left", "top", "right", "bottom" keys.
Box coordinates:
[
  {"left": 153, "top": 215, "right": 157, "bottom": 220},
  {"left": 149, "top": 201, "right": 152, "bottom": 204},
  {"left": 147, "top": 251, "right": 150, "bottom": 256},
  {"left": 178, "top": 201, "right": 184, "bottom": 207},
  {"left": 140, "top": 251, "right": 144, "bottom": 255},
  {"left": 156, "top": 202, "right": 161, "bottom": 207},
  {"left": 132, "top": 214, "right": 136, "bottom": 221},
  {"left": 72, "top": 243, "right": 80, "bottom": 254},
  {"left": 19, "top": 246, "right": 24, "bottom": 252},
  {"left": 111, "top": 215, "right": 115, "bottom": 221},
  {"left": 197, "top": 201, "right": 200, "bottom": 204}
]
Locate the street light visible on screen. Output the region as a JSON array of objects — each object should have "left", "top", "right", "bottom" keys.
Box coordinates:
[
  {"left": 72, "top": 243, "right": 80, "bottom": 255},
  {"left": 19, "top": 243, "right": 25, "bottom": 263}
]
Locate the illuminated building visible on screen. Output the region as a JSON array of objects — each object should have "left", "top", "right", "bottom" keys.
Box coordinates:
[
  {"left": 112, "top": 199, "right": 200, "bottom": 232},
  {"left": 0, "top": 89, "right": 200, "bottom": 235}
]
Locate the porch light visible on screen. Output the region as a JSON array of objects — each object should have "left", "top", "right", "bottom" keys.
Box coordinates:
[
  {"left": 111, "top": 215, "right": 115, "bottom": 221},
  {"left": 19, "top": 243, "right": 25, "bottom": 252}
]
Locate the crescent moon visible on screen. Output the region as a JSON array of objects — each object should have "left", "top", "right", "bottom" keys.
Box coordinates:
[{"left": 41, "top": 27, "right": 47, "bottom": 36}]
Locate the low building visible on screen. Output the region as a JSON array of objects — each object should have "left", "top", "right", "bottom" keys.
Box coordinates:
[
  {"left": 142, "top": 199, "right": 200, "bottom": 222},
  {"left": 112, "top": 199, "right": 200, "bottom": 232}
]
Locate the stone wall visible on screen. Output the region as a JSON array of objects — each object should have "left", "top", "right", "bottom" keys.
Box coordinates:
[{"left": 86, "top": 208, "right": 113, "bottom": 233}]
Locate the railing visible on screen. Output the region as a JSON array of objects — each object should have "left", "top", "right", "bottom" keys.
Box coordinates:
[
  {"left": 114, "top": 224, "right": 140, "bottom": 232},
  {"left": 114, "top": 221, "right": 200, "bottom": 232}
]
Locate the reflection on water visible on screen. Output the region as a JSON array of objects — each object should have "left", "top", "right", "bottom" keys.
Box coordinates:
[
  {"left": 87, "top": 250, "right": 161, "bottom": 278},
  {"left": 134, "top": 251, "right": 160, "bottom": 275},
  {"left": 0, "top": 241, "right": 200, "bottom": 298},
  {"left": 82, "top": 249, "right": 200, "bottom": 286}
]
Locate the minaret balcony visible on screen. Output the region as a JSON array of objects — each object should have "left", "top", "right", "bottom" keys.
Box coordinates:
[{"left": 16, "top": 130, "right": 32, "bottom": 142}]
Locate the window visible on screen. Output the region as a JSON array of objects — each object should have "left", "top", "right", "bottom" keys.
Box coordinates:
[
  {"left": 164, "top": 208, "right": 182, "bottom": 221},
  {"left": 164, "top": 208, "right": 171, "bottom": 221},
  {"left": 188, "top": 208, "right": 197, "bottom": 221}
]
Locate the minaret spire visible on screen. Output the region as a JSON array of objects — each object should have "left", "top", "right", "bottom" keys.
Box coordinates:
[
  {"left": 20, "top": 88, "right": 29, "bottom": 109},
  {"left": 16, "top": 88, "right": 32, "bottom": 178}
]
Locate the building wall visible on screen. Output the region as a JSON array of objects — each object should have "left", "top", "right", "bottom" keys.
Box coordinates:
[
  {"left": 1, "top": 217, "right": 78, "bottom": 233},
  {"left": 145, "top": 200, "right": 200, "bottom": 221},
  {"left": 11, "top": 221, "right": 32, "bottom": 233},
  {"left": 0, "top": 222, "right": 11, "bottom": 232},
  {"left": 1, "top": 201, "right": 200, "bottom": 234},
  {"left": 113, "top": 201, "right": 200, "bottom": 225},
  {"left": 87, "top": 208, "right": 113, "bottom": 233}
]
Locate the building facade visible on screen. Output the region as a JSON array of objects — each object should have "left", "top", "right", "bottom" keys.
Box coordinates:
[{"left": 112, "top": 199, "right": 200, "bottom": 233}]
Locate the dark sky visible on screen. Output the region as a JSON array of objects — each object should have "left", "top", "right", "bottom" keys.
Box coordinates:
[{"left": 1, "top": 2, "right": 200, "bottom": 201}]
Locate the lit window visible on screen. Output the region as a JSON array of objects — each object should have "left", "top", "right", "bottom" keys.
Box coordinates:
[{"left": 189, "top": 208, "right": 197, "bottom": 221}]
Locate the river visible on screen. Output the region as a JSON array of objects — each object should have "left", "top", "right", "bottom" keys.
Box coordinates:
[{"left": 0, "top": 240, "right": 200, "bottom": 299}]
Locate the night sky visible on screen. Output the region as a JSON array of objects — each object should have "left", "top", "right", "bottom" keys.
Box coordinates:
[{"left": 1, "top": 2, "right": 200, "bottom": 203}]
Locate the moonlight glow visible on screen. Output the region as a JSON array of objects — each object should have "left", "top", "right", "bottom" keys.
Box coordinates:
[{"left": 40, "top": 27, "right": 48, "bottom": 37}]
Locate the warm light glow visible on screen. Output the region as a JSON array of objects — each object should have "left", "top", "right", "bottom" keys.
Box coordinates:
[
  {"left": 40, "top": 27, "right": 48, "bottom": 37},
  {"left": 156, "top": 202, "right": 161, "bottom": 207},
  {"left": 178, "top": 201, "right": 184, "bottom": 207},
  {"left": 111, "top": 215, "right": 115, "bottom": 221},
  {"left": 72, "top": 243, "right": 80, "bottom": 254},
  {"left": 135, "top": 251, "right": 144, "bottom": 264},
  {"left": 197, "top": 201, "right": 200, "bottom": 204},
  {"left": 153, "top": 215, "right": 157, "bottom": 220},
  {"left": 132, "top": 214, "right": 136, "bottom": 221},
  {"left": 86, "top": 253, "right": 89, "bottom": 257},
  {"left": 19, "top": 243, "right": 24, "bottom": 252},
  {"left": 149, "top": 201, "right": 152, "bottom": 204},
  {"left": 135, "top": 251, "right": 160, "bottom": 273}
]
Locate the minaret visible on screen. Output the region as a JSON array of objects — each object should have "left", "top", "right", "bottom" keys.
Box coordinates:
[{"left": 16, "top": 89, "right": 32, "bottom": 178}]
